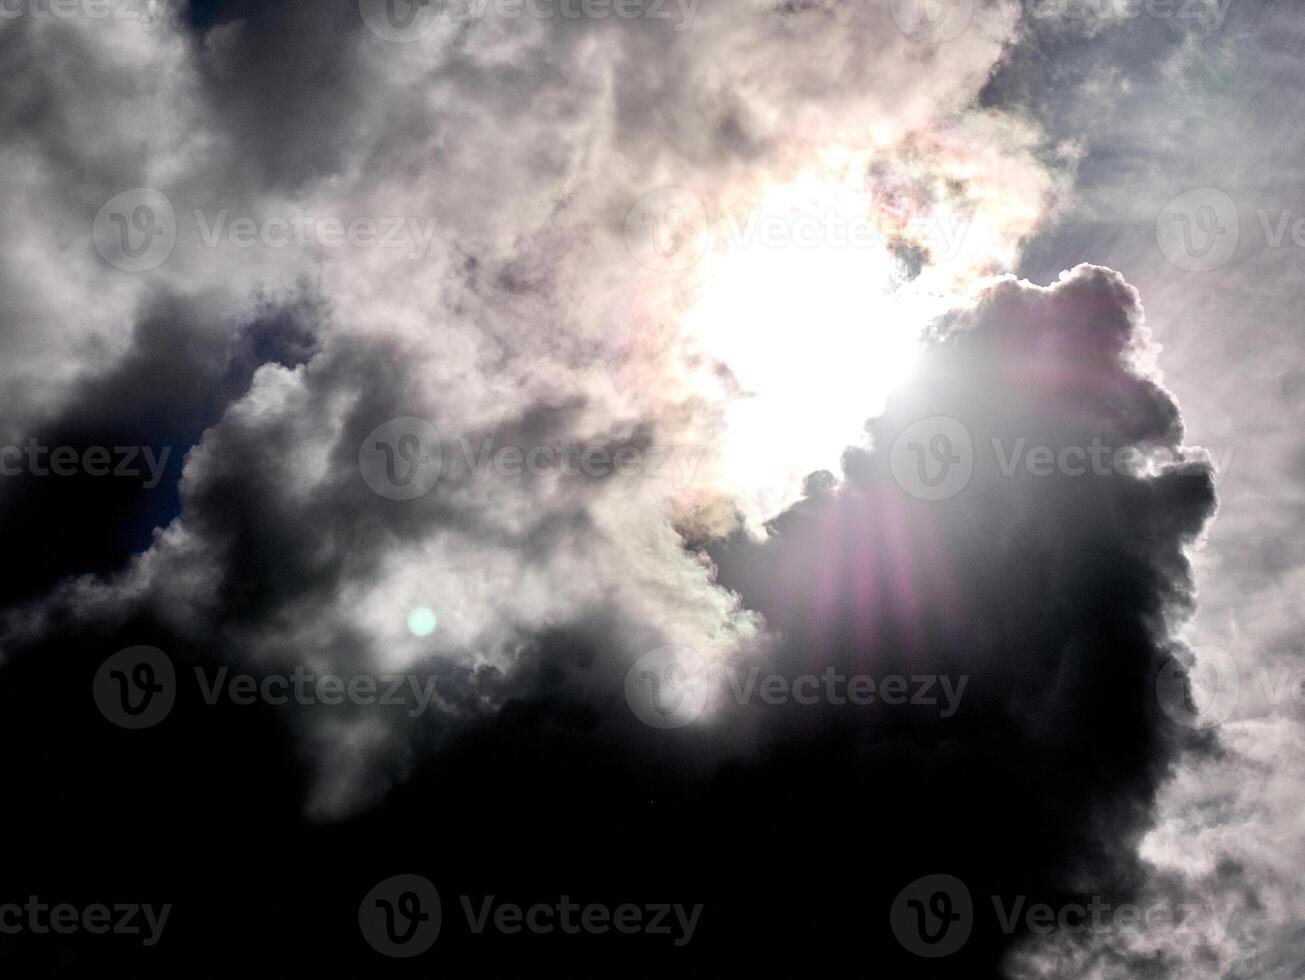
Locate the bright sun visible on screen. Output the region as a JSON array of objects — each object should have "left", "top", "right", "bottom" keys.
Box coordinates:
[{"left": 677, "top": 172, "right": 963, "bottom": 519}]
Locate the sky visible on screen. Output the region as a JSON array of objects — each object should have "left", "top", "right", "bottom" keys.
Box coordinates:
[{"left": 0, "top": 0, "right": 1301, "bottom": 975}]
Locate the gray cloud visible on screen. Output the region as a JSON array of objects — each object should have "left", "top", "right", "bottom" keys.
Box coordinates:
[{"left": 0, "top": 0, "right": 1260, "bottom": 975}]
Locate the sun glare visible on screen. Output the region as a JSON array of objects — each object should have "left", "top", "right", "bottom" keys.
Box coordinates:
[{"left": 678, "top": 175, "right": 952, "bottom": 518}]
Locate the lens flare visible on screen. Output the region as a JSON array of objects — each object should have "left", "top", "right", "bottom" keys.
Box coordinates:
[{"left": 406, "top": 607, "right": 437, "bottom": 637}]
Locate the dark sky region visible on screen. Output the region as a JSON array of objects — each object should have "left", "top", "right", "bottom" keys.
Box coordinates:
[{"left": 0, "top": 0, "right": 1300, "bottom": 977}]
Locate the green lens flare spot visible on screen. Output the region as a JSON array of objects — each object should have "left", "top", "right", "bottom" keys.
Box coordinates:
[{"left": 407, "top": 607, "right": 437, "bottom": 637}]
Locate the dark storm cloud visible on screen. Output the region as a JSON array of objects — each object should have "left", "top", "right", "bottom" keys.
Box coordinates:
[
  {"left": 0, "top": 1, "right": 1232, "bottom": 976},
  {"left": 182, "top": 0, "right": 376, "bottom": 189},
  {"left": 688, "top": 265, "right": 1217, "bottom": 970},
  {"left": 0, "top": 291, "right": 319, "bottom": 606},
  {"left": 0, "top": 264, "right": 1217, "bottom": 975},
  {"left": 977, "top": 4, "right": 1305, "bottom": 975}
]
